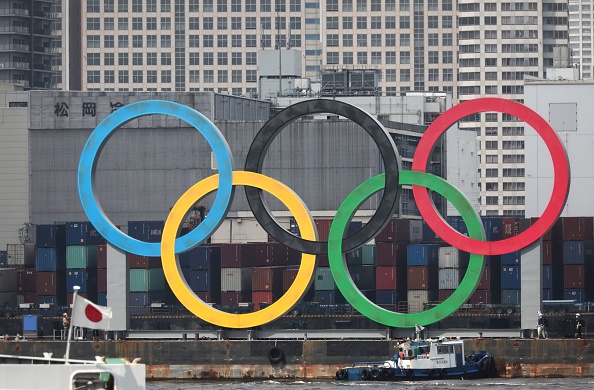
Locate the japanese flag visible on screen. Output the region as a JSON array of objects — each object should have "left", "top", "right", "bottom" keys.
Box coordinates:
[{"left": 71, "top": 295, "right": 112, "bottom": 330}]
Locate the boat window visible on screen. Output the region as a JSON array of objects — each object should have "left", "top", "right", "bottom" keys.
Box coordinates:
[
  {"left": 436, "top": 346, "right": 450, "bottom": 354},
  {"left": 407, "top": 350, "right": 413, "bottom": 357},
  {"left": 454, "top": 345, "right": 462, "bottom": 354}
]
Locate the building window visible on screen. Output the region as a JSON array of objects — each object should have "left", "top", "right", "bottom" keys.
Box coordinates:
[
  {"left": 161, "top": 70, "right": 172, "bottom": 83},
  {"left": 87, "top": 35, "right": 100, "bottom": 48},
  {"left": 189, "top": 70, "right": 199, "bottom": 83},
  {"left": 161, "top": 35, "right": 171, "bottom": 47},
  {"left": 485, "top": 141, "right": 498, "bottom": 150},
  {"left": 327, "top": 52, "right": 339, "bottom": 64},
  {"left": 161, "top": 53, "right": 171, "bottom": 66},
  {"left": 246, "top": 69, "right": 257, "bottom": 82},
  {"left": 104, "top": 53, "right": 114, "bottom": 66},
  {"left": 232, "top": 69, "right": 242, "bottom": 82},
  {"left": 343, "top": 52, "right": 353, "bottom": 64},
  {"left": 246, "top": 52, "right": 257, "bottom": 65},
  {"left": 218, "top": 70, "right": 228, "bottom": 82},
  {"left": 132, "top": 35, "right": 143, "bottom": 48},
  {"left": 343, "top": 34, "right": 353, "bottom": 46},
  {"left": 147, "top": 53, "right": 157, "bottom": 65},
  {"left": 485, "top": 168, "right": 498, "bottom": 177},
  {"left": 486, "top": 196, "right": 499, "bottom": 205},
  {"left": 118, "top": 17, "right": 128, "bottom": 30},
  {"left": 357, "top": 52, "right": 367, "bottom": 64},
  {"left": 485, "top": 155, "right": 498, "bottom": 164},
  {"left": 87, "top": 70, "right": 100, "bottom": 84},
  {"left": 386, "top": 69, "right": 396, "bottom": 82},
  {"left": 400, "top": 69, "right": 410, "bottom": 81},
  {"left": 118, "top": 53, "right": 129, "bottom": 66},
  {"left": 118, "top": 70, "right": 129, "bottom": 83},
  {"left": 87, "top": 53, "right": 100, "bottom": 66},
  {"left": 204, "top": 53, "right": 214, "bottom": 65},
  {"left": 386, "top": 51, "right": 396, "bottom": 64},
  {"left": 189, "top": 52, "right": 199, "bottom": 65},
  {"left": 132, "top": 53, "right": 143, "bottom": 65},
  {"left": 204, "top": 70, "right": 214, "bottom": 83},
  {"left": 104, "top": 70, "right": 115, "bottom": 84},
  {"left": 218, "top": 52, "right": 228, "bottom": 65},
  {"left": 503, "top": 197, "right": 525, "bottom": 205},
  {"left": 327, "top": 34, "right": 339, "bottom": 46},
  {"left": 400, "top": 51, "right": 410, "bottom": 64},
  {"left": 133, "top": 70, "right": 143, "bottom": 84}
]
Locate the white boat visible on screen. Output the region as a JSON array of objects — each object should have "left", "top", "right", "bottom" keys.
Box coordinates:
[{"left": 0, "top": 353, "right": 145, "bottom": 390}]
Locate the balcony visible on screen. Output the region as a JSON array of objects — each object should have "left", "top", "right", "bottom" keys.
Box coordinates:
[
  {"left": 0, "top": 44, "right": 29, "bottom": 52},
  {"left": 0, "top": 61, "right": 30, "bottom": 69},
  {"left": 0, "top": 9, "right": 29, "bottom": 16},
  {"left": 0, "top": 26, "right": 30, "bottom": 34}
]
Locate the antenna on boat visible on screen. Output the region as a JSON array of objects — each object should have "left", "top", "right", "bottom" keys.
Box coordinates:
[{"left": 414, "top": 324, "right": 426, "bottom": 340}]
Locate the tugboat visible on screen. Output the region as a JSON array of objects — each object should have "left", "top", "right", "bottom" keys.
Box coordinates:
[{"left": 335, "top": 337, "right": 494, "bottom": 381}]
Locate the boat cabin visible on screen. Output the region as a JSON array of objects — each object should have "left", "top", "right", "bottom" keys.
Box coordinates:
[{"left": 395, "top": 339, "right": 465, "bottom": 370}]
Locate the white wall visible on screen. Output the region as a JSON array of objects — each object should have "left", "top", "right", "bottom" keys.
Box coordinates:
[{"left": 446, "top": 127, "right": 480, "bottom": 217}]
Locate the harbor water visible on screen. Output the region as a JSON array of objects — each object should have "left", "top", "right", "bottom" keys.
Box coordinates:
[{"left": 148, "top": 377, "right": 594, "bottom": 390}]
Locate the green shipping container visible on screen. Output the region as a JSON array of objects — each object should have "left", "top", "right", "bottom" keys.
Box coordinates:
[
  {"left": 66, "top": 245, "right": 98, "bottom": 269},
  {"left": 361, "top": 244, "right": 376, "bottom": 266},
  {"left": 314, "top": 267, "right": 336, "bottom": 291},
  {"left": 129, "top": 268, "right": 166, "bottom": 292}
]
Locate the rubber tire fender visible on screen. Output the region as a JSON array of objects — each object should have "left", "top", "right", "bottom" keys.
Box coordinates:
[
  {"left": 267, "top": 347, "right": 284, "bottom": 364},
  {"left": 371, "top": 368, "right": 380, "bottom": 379},
  {"left": 336, "top": 369, "right": 347, "bottom": 380},
  {"left": 429, "top": 369, "right": 436, "bottom": 378},
  {"left": 406, "top": 369, "right": 414, "bottom": 378},
  {"left": 440, "top": 369, "right": 447, "bottom": 378},
  {"left": 361, "top": 368, "right": 371, "bottom": 380},
  {"left": 380, "top": 368, "right": 390, "bottom": 379}
]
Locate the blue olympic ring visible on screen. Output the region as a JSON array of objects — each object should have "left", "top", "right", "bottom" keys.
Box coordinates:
[{"left": 77, "top": 100, "right": 235, "bottom": 257}]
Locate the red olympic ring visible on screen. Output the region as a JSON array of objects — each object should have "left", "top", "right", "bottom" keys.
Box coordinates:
[{"left": 412, "top": 98, "right": 570, "bottom": 256}]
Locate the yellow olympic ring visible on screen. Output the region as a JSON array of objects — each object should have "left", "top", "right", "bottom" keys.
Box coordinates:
[{"left": 161, "top": 171, "right": 317, "bottom": 328}]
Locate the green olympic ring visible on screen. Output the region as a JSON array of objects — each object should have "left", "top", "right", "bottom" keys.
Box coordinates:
[{"left": 328, "top": 170, "right": 485, "bottom": 328}]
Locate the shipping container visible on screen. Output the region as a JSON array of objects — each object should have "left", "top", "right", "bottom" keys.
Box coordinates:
[
  {"left": 531, "top": 217, "right": 557, "bottom": 241},
  {"left": 438, "top": 268, "right": 464, "bottom": 290},
  {"left": 220, "top": 291, "right": 251, "bottom": 305},
  {"left": 0, "top": 268, "right": 17, "bottom": 293},
  {"left": 438, "top": 247, "right": 469, "bottom": 269},
  {"left": 66, "top": 245, "right": 98, "bottom": 269},
  {"left": 501, "top": 266, "right": 521, "bottom": 289},
  {"left": 559, "top": 217, "right": 594, "bottom": 241},
  {"left": 346, "top": 244, "right": 376, "bottom": 266},
  {"left": 36, "top": 247, "right": 66, "bottom": 272},
  {"left": 349, "top": 265, "right": 376, "bottom": 291},
  {"left": 7, "top": 243, "right": 35, "bottom": 268},
  {"left": 375, "top": 266, "right": 406, "bottom": 291},
  {"left": 128, "top": 221, "right": 164, "bottom": 243},
  {"left": 0, "top": 251, "right": 6, "bottom": 268},
  {"left": 502, "top": 218, "right": 517, "bottom": 239},
  {"left": 129, "top": 291, "right": 169, "bottom": 306},
  {"left": 407, "top": 244, "right": 439, "bottom": 267},
  {"left": 375, "top": 219, "right": 422, "bottom": 243},
  {"left": 543, "top": 265, "right": 553, "bottom": 290},
  {"left": 252, "top": 291, "right": 282, "bottom": 307},
  {"left": 65, "top": 222, "right": 105, "bottom": 246},
  {"left": 542, "top": 288, "right": 553, "bottom": 301},
  {"left": 0, "top": 292, "right": 16, "bottom": 306},
  {"left": 24, "top": 292, "right": 37, "bottom": 304},
  {"left": 252, "top": 266, "right": 285, "bottom": 292},
  {"left": 375, "top": 290, "right": 398, "bottom": 306},
  {"left": 501, "top": 251, "right": 521, "bottom": 266},
  {"left": 36, "top": 224, "right": 66, "bottom": 248},
  {"left": 421, "top": 222, "right": 442, "bottom": 243},
  {"left": 375, "top": 242, "right": 407, "bottom": 266},
  {"left": 407, "top": 290, "right": 438, "bottom": 313},
  {"left": 477, "top": 266, "right": 491, "bottom": 290},
  {"left": 66, "top": 269, "right": 98, "bottom": 293},
  {"left": 438, "top": 289, "right": 454, "bottom": 302},
  {"left": 542, "top": 241, "right": 552, "bottom": 265},
  {"left": 501, "top": 289, "right": 520, "bottom": 305},
  {"left": 98, "top": 268, "right": 107, "bottom": 293},
  {"left": 313, "top": 290, "right": 346, "bottom": 305},
  {"left": 314, "top": 267, "right": 336, "bottom": 291},
  {"left": 316, "top": 254, "right": 329, "bottom": 267},
  {"left": 129, "top": 268, "right": 166, "bottom": 292},
  {"left": 446, "top": 216, "right": 469, "bottom": 236},
  {"left": 481, "top": 217, "right": 503, "bottom": 241},
  {"left": 36, "top": 271, "right": 65, "bottom": 297},
  {"left": 129, "top": 306, "right": 149, "bottom": 316},
  {"left": 564, "top": 288, "right": 585, "bottom": 302},
  {"left": 314, "top": 219, "right": 332, "bottom": 241},
  {"left": 97, "top": 245, "right": 107, "bottom": 269},
  {"left": 220, "top": 267, "right": 252, "bottom": 292},
  {"left": 562, "top": 241, "right": 594, "bottom": 264},
  {"left": 187, "top": 270, "right": 221, "bottom": 297},
  {"left": 23, "top": 269, "right": 36, "bottom": 293},
  {"left": 467, "top": 289, "right": 491, "bottom": 304},
  {"left": 128, "top": 254, "right": 161, "bottom": 269},
  {"left": 179, "top": 246, "right": 217, "bottom": 269},
  {"left": 408, "top": 266, "right": 438, "bottom": 290},
  {"left": 564, "top": 264, "right": 585, "bottom": 289},
  {"left": 36, "top": 295, "right": 57, "bottom": 306},
  {"left": 98, "top": 292, "right": 107, "bottom": 306}
]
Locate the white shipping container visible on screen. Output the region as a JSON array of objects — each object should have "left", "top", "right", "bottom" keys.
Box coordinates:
[
  {"left": 6, "top": 244, "right": 35, "bottom": 267},
  {"left": 439, "top": 268, "right": 464, "bottom": 290},
  {"left": 220, "top": 267, "right": 252, "bottom": 292},
  {"left": 0, "top": 268, "right": 17, "bottom": 293},
  {"left": 409, "top": 220, "right": 423, "bottom": 243},
  {"left": 0, "top": 292, "right": 17, "bottom": 306},
  {"left": 438, "top": 246, "right": 469, "bottom": 269},
  {"left": 407, "top": 290, "right": 429, "bottom": 313}
]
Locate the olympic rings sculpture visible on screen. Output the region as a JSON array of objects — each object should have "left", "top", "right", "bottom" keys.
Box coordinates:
[{"left": 77, "top": 97, "right": 570, "bottom": 329}]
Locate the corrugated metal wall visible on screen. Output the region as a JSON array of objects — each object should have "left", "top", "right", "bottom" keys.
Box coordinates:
[{"left": 29, "top": 91, "right": 384, "bottom": 227}]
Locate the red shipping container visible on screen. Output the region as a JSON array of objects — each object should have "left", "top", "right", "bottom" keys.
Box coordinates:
[
  {"left": 542, "top": 241, "right": 552, "bottom": 265},
  {"left": 477, "top": 265, "right": 491, "bottom": 290},
  {"left": 16, "top": 269, "right": 25, "bottom": 293},
  {"left": 129, "top": 254, "right": 161, "bottom": 268},
  {"left": 502, "top": 218, "right": 517, "bottom": 239},
  {"left": 24, "top": 268, "right": 36, "bottom": 292},
  {"left": 376, "top": 219, "right": 416, "bottom": 242},
  {"left": 564, "top": 264, "right": 585, "bottom": 289},
  {"left": 315, "top": 219, "right": 332, "bottom": 241},
  {"left": 531, "top": 217, "right": 555, "bottom": 241},
  {"left": 220, "top": 243, "right": 242, "bottom": 268},
  {"left": 98, "top": 268, "right": 107, "bottom": 293},
  {"left": 196, "top": 291, "right": 213, "bottom": 303},
  {"left": 317, "top": 254, "right": 329, "bottom": 267},
  {"left": 561, "top": 217, "right": 594, "bottom": 241},
  {"left": 97, "top": 245, "right": 107, "bottom": 269},
  {"left": 268, "top": 243, "right": 301, "bottom": 265},
  {"left": 252, "top": 266, "right": 285, "bottom": 291},
  {"left": 283, "top": 268, "right": 299, "bottom": 291},
  {"left": 24, "top": 292, "right": 37, "bottom": 304},
  {"left": 438, "top": 289, "right": 455, "bottom": 302},
  {"left": 221, "top": 291, "right": 251, "bottom": 305},
  {"left": 252, "top": 291, "right": 282, "bottom": 308},
  {"left": 467, "top": 289, "right": 491, "bottom": 304},
  {"left": 376, "top": 242, "right": 407, "bottom": 266},
  {"left": 407, "top": 266, "right": 438, "bottom": 290},
  {"left": 36, "top": 272, "right": 58, "bottom": 295},
  {"left": 518, "top": 218, "right": 531, "bottom": 234},
  {"left": 376, "top": 266, "right": 407, "bottom": 291},
  {"left": 240, "top": 243, "right": 273, "bottom": 267}
]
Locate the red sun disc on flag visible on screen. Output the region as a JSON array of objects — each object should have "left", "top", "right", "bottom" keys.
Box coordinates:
[{"left": 85, "top": 304, "right": 103, "bottom": 323}]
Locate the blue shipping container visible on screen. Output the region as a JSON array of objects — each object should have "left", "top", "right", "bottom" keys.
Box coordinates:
[
  {"left": 543, "top": 265, "right": 553, "bottom": 290},
  {"left": 179, "top": 246, "right": 221, "bottom": 270},
  {"left": 376, "top": 290, "right": 398, "bottom": 305},
  {"left": 446, "top": 216, "right": 469, "bottom": 236},
  {"left": 542, "top": 288, "right": 553, "bottom": 301},
  {"left": 481, "top": 217, "right": 503, "bottom": 241},
  {"left": 0, "top": 251, "right": 6, "bottom": 268},
  {"left": 36, "top": 224, "right": 66, "bottom": 248},
  {"left": 66, "top": 269, "right": 97, "bottom": 293},
  {"left": 129, "top": 291, "right": 169, "bottom": 306},
  {"left": 501, "top": 251, "right": 521, "bottom": 266},
  {"left": 501, "top": 289, "right": 521, "bottom": 305},
  {"left": 564, "top": 288, "right": 585, "bottom": 302},
  {"left": 23, "top": 315, "right": 42, "bottom": 332},
  {"left": 36, "top": 247, "right": 66, "bottom": 272},
  {"left": 501, "top": 266, "right": 521, "bottom": 289},
  {"left": 562, "top": 241, "right": 594, "bottom": 264},
  {"left": 422, "top": 222, "right": 441, "bottom": 243},
  {"left": 98, "top": 292, "right": 107, "bottom": 307},
  {"left": 314, "top": 290, "right": 346, "bottom": 305},
  {"left": 407, "top": 244, "right": 439, "bottom": 266},
  {"left": 188, "top": 270, "right": 215, "bottom": 292},
  {"left": 66, "top": 222, "right": 105, "bottom": 246},
  {"left": 128, "top": 221, "right": 164, "bottom": 243},
  {"left": 37, "top": 295, "right": 58, "bottom": 305}
]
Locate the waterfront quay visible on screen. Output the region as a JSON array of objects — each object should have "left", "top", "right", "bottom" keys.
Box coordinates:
[{"left": 1, "top": 338, "right": 594, "bottom": 380}]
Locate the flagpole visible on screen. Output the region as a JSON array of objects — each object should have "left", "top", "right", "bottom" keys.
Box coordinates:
[{"left": 65, "top": 285, "right": 80, "bottom": 364}]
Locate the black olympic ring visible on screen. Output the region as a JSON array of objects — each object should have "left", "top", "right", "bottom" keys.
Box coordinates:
[{"left": 244, "top": 99, "right": 402, "bottom": 255}]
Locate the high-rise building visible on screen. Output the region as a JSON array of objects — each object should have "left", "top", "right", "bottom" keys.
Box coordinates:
[
  {"left": 569, "top": 0, "right": 594, "bottom": 78},
  {"left": 0, "top": 0, "right": 60, "bottom": 89}
]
